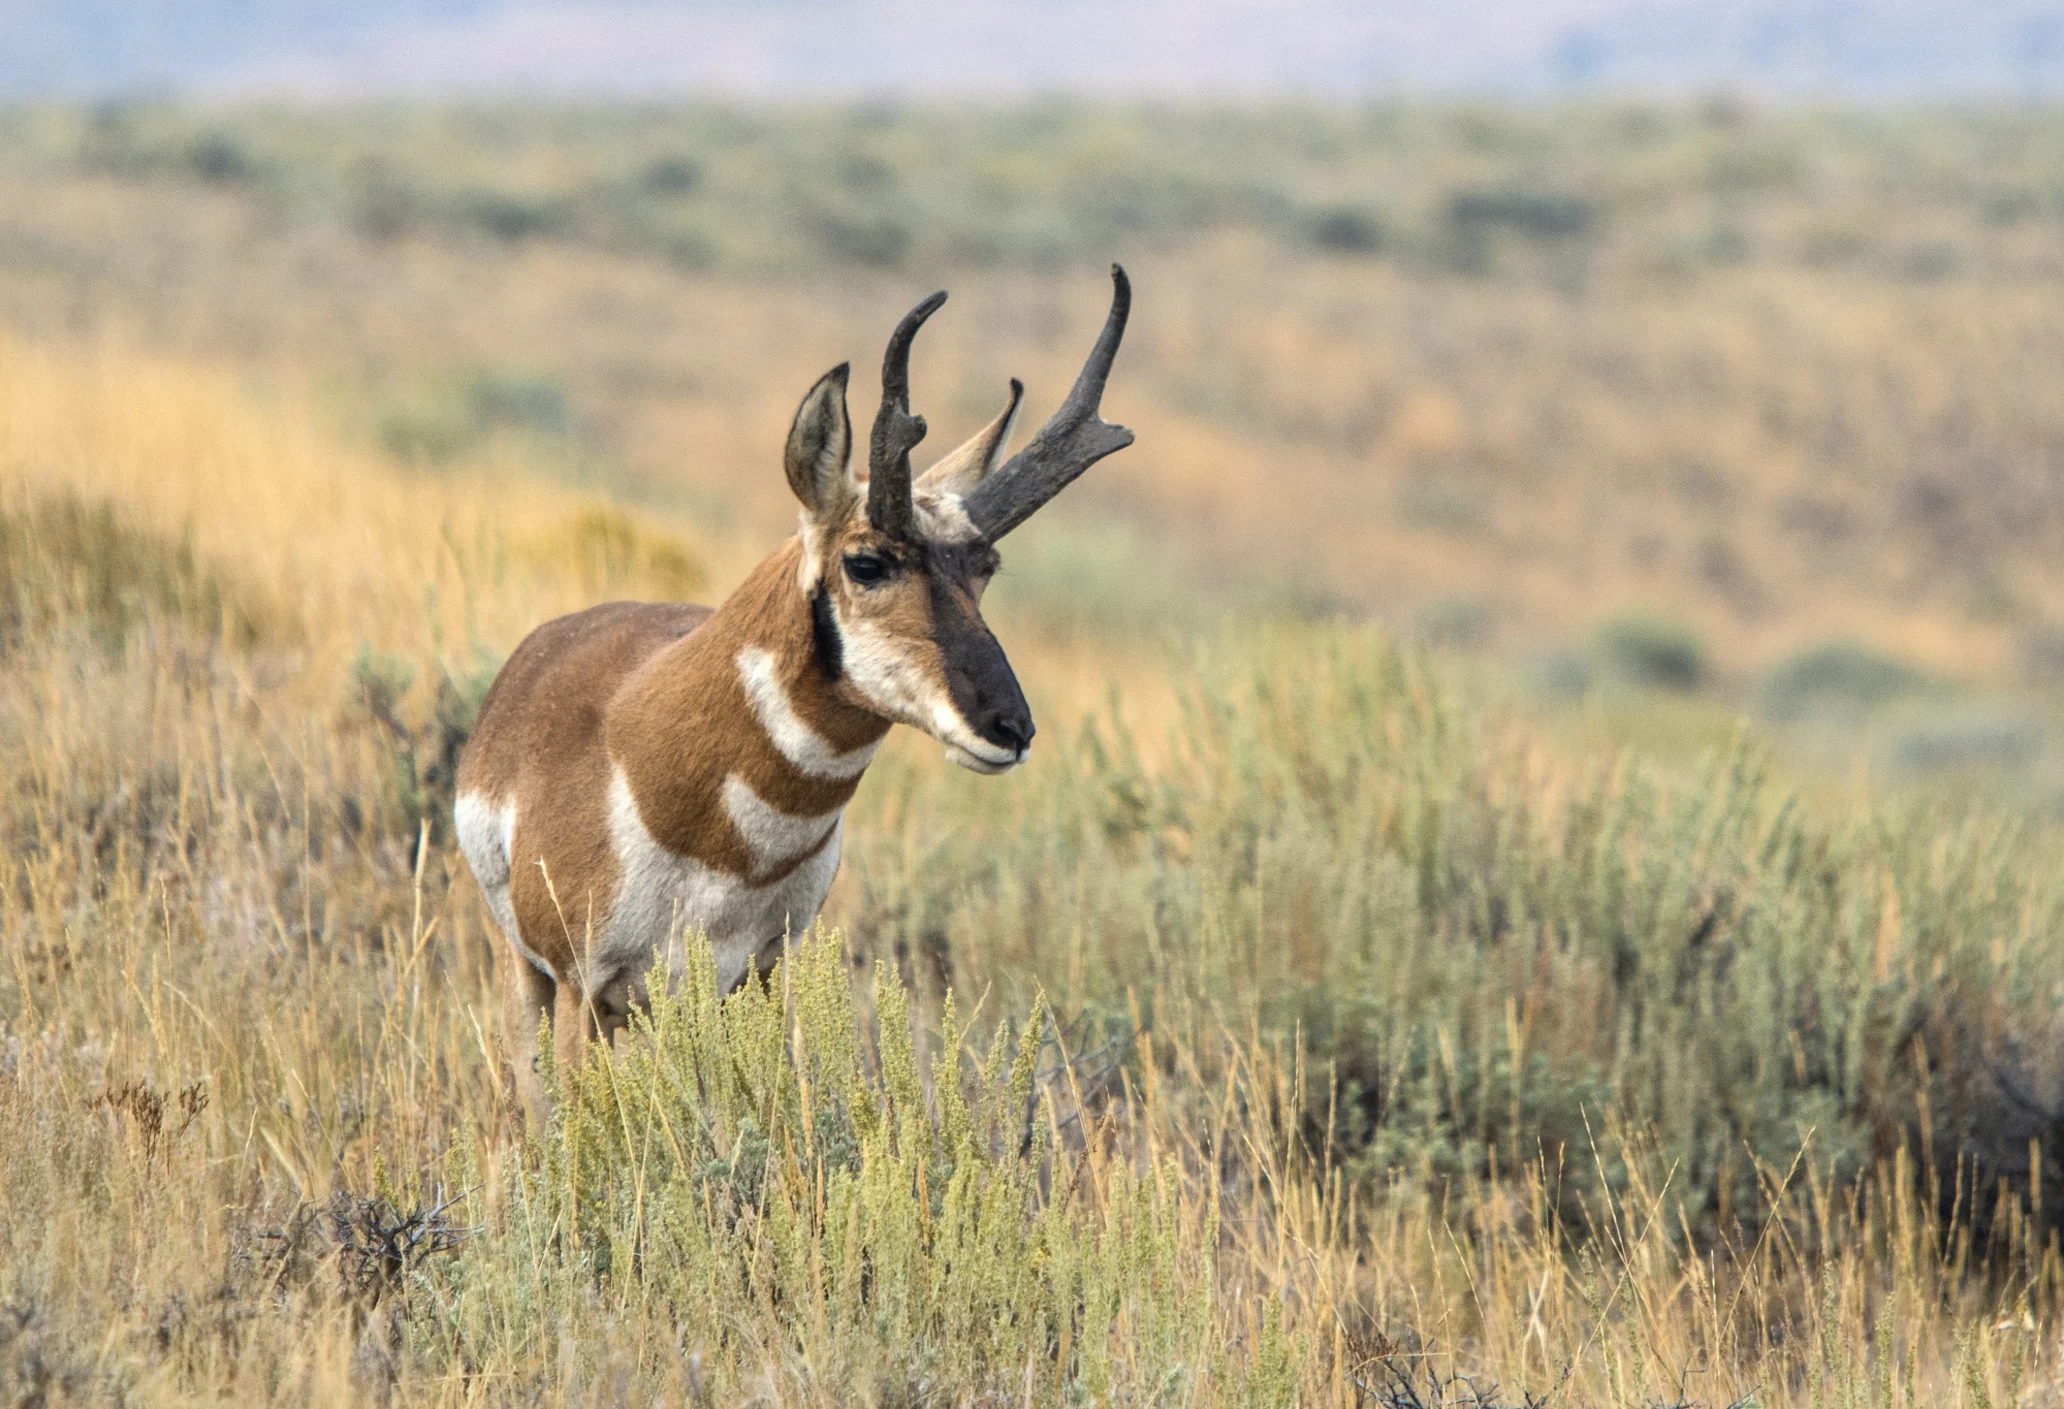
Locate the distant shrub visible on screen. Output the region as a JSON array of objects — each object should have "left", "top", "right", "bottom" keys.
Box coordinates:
[
  {"left": 1897, "top": 240, "right": 1963, "bottom": 282},
  {"left": 519, "top": 506, "right": 707, "bottom": 600},
  {"left": 659, "top": 226, "right": 720, "bottom": 271},
  {"left": 1441, "top": 187, "right": 1598, "bottom": 279},
  {"left": 1800, "top": 225, "right": 1872, "bottom": 267},
  {"left": 638, "top": 154, "right": 703, "bottom": 196},
  {"left": 1697, "top": 222, "right": 1752, "bottom": 266},
  {"left": 352, "top": 642, "right": 504, "bottom": 842},
  {"left": 1411, "top": 595, "right": 1493, "bottom": 649},
  {"left": 1594, "top": 613, "right": 1705, "bottom": 690},
  {"left": 835, "top": 149, "right": 897, "bottom": 193},
  {"left": 1981, "top": 188, "right": 2042, "bottom": 226},
  {"left": 1446, "top": 189, "right": 1598, "bottom": 240},
  {"left": 1889, "top": 705, "right": 2045, "bottom": 779},
  {"left": 185, "top": 132, "right": 255, "bottom": 184},
  {"left": 1398, "top": 483, "right": 1486, "bottom": 534},
  {"left": 1305, "top": 204, "right": 1386, "bottom": 254},
  {"left": 377, "top": 368, "right": 578, "bottom": 465},
  {"left": 377, "top": 401, "right": 475, "bottom": 466},
  {"left": 0, "top": 489, "right": 281, "bottom": 652},
  {"left": 1761, "top": 641, "right": 1942, "bottom": 722},
  {"left": 463, "top": 369, "right": 572, "bottom": 437},
  {"left": 808, "top": 206, "right": 913, "bottom": 268},
  {"left": 1704, "top": 140, "right": 1804, "bottom": 196},
  {"left": 455, "top": 190, "right": 572, "bottom": 242}
]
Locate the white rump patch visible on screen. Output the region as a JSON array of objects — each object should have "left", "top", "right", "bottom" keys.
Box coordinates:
[
  {"left": 735, "top": 646, "right": 880, "bottom": 779},
  {"left": 454, "top": 791, "right": 555, "bottom": 977}
]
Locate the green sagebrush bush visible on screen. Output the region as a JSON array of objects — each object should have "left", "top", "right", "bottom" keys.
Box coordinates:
[
  {"left": 351, "top": 641, "right": 503, "bottom": 843},
  {"left": 846, "top": 626, "right": 2064, "bottom": 1240},
  {"left": 427, "top": 932, "right": 1259, "bottom": 1403},
  {"left": 0, "top": 486, "right": 283, "bottom": 652},
  {"left": 1761, "top": 640, "right": 1944, "bottom": 723}
]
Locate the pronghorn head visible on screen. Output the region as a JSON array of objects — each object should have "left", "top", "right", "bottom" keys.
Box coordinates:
[{"left": 783, "top": 266, "right": 1134, "bottom": 775}]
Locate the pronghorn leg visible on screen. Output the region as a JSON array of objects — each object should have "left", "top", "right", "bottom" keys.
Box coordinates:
[
  {"left": 502, "top": 947, "right": 556, "bottom": 1129},
  {"left": 550, "top": 968, "right": 639, "bottom": 1109},
  {"left": 553, "top": 980, "right": 598, "bottom": 1095},
  {"left": 551, "top": 974, "right": 633, "bottom": 1092}
]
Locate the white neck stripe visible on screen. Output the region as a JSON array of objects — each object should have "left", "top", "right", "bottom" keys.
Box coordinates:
[{"left": 735, "top": 646, "right": 880, "bottom": 780}]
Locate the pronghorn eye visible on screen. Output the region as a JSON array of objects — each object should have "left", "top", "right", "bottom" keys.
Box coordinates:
[{"left": 843, "top": 553, "right": 891, "bottom": 586}]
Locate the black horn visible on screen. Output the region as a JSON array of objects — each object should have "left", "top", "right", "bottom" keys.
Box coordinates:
[
  {"left": 962, "top": 265, "right": 1134, "bottom": 542},
  {"left": 868, "top": 289, "right": 947, "bottom": 539}
]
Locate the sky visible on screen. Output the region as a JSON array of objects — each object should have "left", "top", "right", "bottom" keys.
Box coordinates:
[{"left": 6, "top": 0, "right": 2064, "bottom": 99}]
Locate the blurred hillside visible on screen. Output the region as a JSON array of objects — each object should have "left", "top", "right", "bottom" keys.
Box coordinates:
[
  {"left": 13, "top": 100, "right": 2064, "bottom": 801},
  {"left": 7, "top": 106, "right": 2064, "bottom": 603}
]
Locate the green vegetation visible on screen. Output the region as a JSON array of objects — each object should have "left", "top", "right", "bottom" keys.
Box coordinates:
[
  {"left": 845, "top": 627, "right": 2064, "bottom": 1235},
  {"left": 11, "top": 99, "right": 2064, "bottom": 282},
  {"left": 1762, "top": 641, "right": 1945, "bottom": 723},
  {"left": 1593, "top": 613, "right": 1707, "bottom": 691},
  {"left": 461, "top": 937, "right": 1249, "bottom": 1399},
  {"left": 377, "top": 368, "right": 580, "bottom": 467}
]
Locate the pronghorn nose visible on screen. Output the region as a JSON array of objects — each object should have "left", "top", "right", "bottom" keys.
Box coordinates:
[
  {"left": 986, "top": 708, "right": 1034, "bottom": 754},
  {"left": 947, "top": 621, "right": 1034, "bottom": 755}
]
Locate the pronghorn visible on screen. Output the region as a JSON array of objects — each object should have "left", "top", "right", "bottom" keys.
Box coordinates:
[{"left": 455, "top": 268, "right": 1133, "bottom": 1121}]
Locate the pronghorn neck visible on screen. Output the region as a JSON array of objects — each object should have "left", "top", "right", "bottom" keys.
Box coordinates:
[
  {"left": 604, "top": 539, "right": 889, "bottom": 881},
  {"left": 707, "top": 538, "right": 891, "bottom": 762}
]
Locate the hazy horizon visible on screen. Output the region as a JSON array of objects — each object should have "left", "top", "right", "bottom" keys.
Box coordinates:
[{"left": 8, "top": 0, "right": 2064, "bottom": 102}]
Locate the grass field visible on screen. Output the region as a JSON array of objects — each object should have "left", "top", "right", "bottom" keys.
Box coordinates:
[{"left": 6, "top": 100, "right": 2064, "bottom": 1404}]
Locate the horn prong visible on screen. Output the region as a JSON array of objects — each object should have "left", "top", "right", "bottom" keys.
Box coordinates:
[
  {"left": 867, "top": 290, "right": 946, "bottom": 539},
  {"left": 962, "top": 265, "right": 1134, "bottom": 541}
]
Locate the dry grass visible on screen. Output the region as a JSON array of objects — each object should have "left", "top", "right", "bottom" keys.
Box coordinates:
[{"left": 2, "top": 320, "right": 2063, "bottom": 1402}]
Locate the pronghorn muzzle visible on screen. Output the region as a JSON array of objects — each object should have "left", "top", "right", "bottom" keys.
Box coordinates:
[{"left": 933, "top": 579, "right": 1035, "bottom": 763}]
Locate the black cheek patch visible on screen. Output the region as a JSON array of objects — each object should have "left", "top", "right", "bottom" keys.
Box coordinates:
[{"left": 810, "top": 584, "right": 843, "bottom": 681}]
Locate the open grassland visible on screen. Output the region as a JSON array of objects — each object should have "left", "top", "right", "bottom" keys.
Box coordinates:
[
  {"left": 12, "top": 102, "right": 2064, "bottom": 697},
  {"left": 12, "top": 99, "right": 2064, "bottom": 1404},
  {"left": 8, "top": 325, "right": 2064, "bottom": 1403}
]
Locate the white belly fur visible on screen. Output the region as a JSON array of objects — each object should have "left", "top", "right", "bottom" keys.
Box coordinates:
[{"left": 456, "top": 772, "right": 844, "bottom": 998}]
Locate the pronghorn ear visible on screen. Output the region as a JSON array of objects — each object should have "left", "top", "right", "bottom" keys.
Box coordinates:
[
  {"left": 919, "top": 379, "right": 1023, "bottom": 497},
  {"left": 785, "top": 363, "right": 855, "bottom": 521}
]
